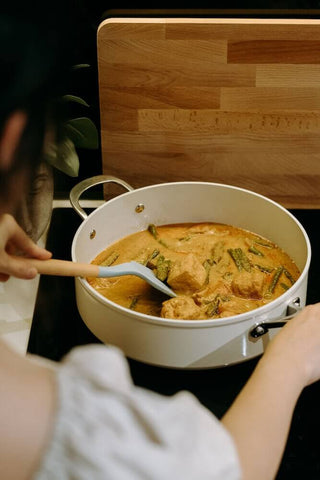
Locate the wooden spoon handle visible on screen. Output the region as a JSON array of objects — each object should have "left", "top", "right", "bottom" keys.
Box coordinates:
[{"left": 23, "top": 258, "right": 99, "bottom": 278}]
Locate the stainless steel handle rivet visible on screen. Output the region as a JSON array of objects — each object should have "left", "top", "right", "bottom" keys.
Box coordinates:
[
  {"left": 254, "top": 325, "right": 265, "bottom": 336},
  {"left": 90, "top": 229, "right": 96, "bottom": 240},
  {"left": 135, "top": 204, "right": 145, "bottom": 213}
]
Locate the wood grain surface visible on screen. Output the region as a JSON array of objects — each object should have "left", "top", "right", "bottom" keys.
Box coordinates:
[{"left": 97, "top": 18, "right": 320, "bottom": 207}]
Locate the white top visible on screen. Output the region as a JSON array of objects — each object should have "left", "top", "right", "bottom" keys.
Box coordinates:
[{"left": 34, "top": 345, "right": 241, "bottom": 480}]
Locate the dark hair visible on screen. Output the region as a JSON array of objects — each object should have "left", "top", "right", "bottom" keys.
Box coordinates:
[{"left": 0, "top": 3, "right": 74, "bottom": 192}]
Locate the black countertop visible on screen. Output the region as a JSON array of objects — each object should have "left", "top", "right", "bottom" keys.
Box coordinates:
[{"left": 28, "top": 207, "right": 320, "bottom": 479}]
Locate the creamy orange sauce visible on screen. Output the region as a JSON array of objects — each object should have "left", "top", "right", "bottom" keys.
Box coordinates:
[{"left": 88, "top": 223, "right": 300, "bottom": 320}]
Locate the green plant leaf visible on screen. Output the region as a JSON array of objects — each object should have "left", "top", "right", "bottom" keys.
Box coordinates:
[
  {"left": 62, "top": 95, "right": 89, "bottom": 107},
  {"left": 64, "top": 117, "right": 99, "bottom": 149},
  {"left": 44, "top": 138, "right": 80, "bottom": 177},
  {"left": 72, "top": 64, "right": 90, "bottom": 70}
]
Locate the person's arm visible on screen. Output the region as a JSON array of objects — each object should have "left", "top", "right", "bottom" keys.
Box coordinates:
[
  {"left": 0, "top": 213, "right": 51, "bottom": 281},
  {"left": 222, "top": 304, "right": 320, "bottom": 480},
  {"left": 0, "top": 214, "right": 54, "bottom": 478},
  {"left": 0, "top": 340, "right": 56, "bottom": 480}
]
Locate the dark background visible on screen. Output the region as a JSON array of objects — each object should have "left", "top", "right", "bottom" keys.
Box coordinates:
[{"left": 55, "top": 1, "right": 320, "bottom": 197}]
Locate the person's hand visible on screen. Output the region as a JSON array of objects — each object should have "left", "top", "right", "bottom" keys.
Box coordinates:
[
  {"left": 0, "top": 213, "right": 52, "bottom": 282},
  {"left": 222, "top": 303, "right": 320, "bottom": 480},
  {"left": 263, "top": 303, "right": 320, "bottom": 388}
]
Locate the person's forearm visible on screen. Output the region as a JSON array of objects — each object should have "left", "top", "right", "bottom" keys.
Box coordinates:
[
  {"left": 222, "top": 353, "right": 304, "bottom": 480},
  {"left": 0, "top": 340, "right": 56, "bottom": 480}
]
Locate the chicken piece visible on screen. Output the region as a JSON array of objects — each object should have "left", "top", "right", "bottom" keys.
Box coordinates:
[
  {"left": 167, "top": 253, "right": 207, "bottom": 293},
  {"left": 219, "top": 299, "right": 261, "bottom": 318},
  {"left": 193, "top": 282, "right": 231, "bottom": 306},
  {"left": 161, "top": 296, "right": 201, "bottom": 320},
  {"left": 219, "top": 300, "right": 249, "bottom": 318},
  {"left": 231, "top": 271, "right": 265, "bottom": 299}
]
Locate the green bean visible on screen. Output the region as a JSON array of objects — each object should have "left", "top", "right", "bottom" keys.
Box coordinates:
[
  {"left": 238, "top": 249, "right": 252, "bottom": 272},
  {"left": 179, "top": 235, "right": 192, "bottom": 242},
  {"left": 222, "top": 271, "right": 233, "bottom": 280},
  {"left": 150, "top": 249, "right": 160, "bottom": 259},
  {"left": 255, "top": 264, "right": 274, "bottom": 273},
  {"left": 156, "top": 263, "right": 170, "bottom": 281},
  {"left": 144, "top": 249, "right": 160, "bottom": 266},
  {"left": 148, "top": 224, "right": 159, "bottom": 239},
  {"left": 228, "top": 248, "right": 243, "bottom": 271},
  {"left": 203, "top": 259, "right": 212, "bottom": 269},
  {"left": 158, "top": 239, "right": 169, "bottom": 248},
  {"left": 284, "top": 269, "right": 295, "bottom": 285},
  {"left": 280, "top": 282, "right": 290, "bottom": 291},
  {"left": 203, "top": 259, "right": 212, "bottom": 284},
  {"left": 249, "top": 245, "right": 264, "bottom": 257},
  {"left": 267, "top": 266, "right": 284, "bottom": 294},
  {"left": 254, "top": 239, "right": 273, "bottom": 248},
  {"left": 220, "top": 295, "right": 231, "bottom": 302},
  {"left": 228, "top": 248, "right": 251, "bottom": 272},
  {"left": 100, "top": 251, "right": 119, "bottom": 267},
  {"left": 155, "top": 255, "right": 171, "bottom": 282},
  {"left": 157, "top": 254, "right": 164, "bottom": 264},
  {"left": 129, "top": 296, "right": 139, "bottom": 310},
  {"left": 148, "top": 224, "right": 169, "bottom": 248},
  {"left": 206, "top": 296, "right": 220, "bottom": 317}
]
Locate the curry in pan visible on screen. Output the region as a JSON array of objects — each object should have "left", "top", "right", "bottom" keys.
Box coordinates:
[{"left": 88, "top": 223, "right": 300, "bottom": 320}]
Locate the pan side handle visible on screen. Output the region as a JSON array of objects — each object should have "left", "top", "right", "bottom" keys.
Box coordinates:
[
  {"left": 249, "top": 297, "right": 302, "bottom": 339},
  {"left": 69, "top": 175, "right": 134, "bottom": 221}
]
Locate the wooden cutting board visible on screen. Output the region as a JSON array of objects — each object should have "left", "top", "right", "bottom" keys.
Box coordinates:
[{"left": 97, "top": 18, "right": 320, "bottom": 208}]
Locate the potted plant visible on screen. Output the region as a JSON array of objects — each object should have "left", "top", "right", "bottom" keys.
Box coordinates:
[{"left": 17, "top": 64, "right": 99, "bottom": 241}]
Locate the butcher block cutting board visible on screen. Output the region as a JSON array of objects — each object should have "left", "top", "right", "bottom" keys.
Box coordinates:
[{"left": 97, "top": 18, "right": 320, "bottom": 208}]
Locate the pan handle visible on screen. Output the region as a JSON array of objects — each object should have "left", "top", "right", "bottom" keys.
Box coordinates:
[
  {"left": 249, "top": 297, "right": 302, "bottom": 338},
  {"left": 69, "top": 175, "right": 134, "bottom": 221}
]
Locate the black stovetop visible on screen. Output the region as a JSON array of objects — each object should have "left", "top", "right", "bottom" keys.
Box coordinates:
[{"left": 28, "top": 207, "right": 320, "bottom": 479}]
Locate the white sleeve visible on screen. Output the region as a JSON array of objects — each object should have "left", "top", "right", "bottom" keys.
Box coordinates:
[{"left": 34, "top": 345, "right": 241, "bottom": 480}]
